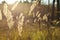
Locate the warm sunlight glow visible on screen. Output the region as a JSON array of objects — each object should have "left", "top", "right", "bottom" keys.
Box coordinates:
[
  {"left": 5, "top": 0, "right": 17, "bottom": 4},
  {"left": 11, "top": 0, "right": 20, "bottom": 10}
]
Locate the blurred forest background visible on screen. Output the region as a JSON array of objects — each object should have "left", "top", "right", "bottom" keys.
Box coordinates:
[{"left": 0, "top": 0, "right": 60, "bottom": 40}]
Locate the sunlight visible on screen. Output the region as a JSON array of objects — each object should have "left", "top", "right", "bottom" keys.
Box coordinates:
[
  {"left": 3, "top": 3, "right": 14, "bottom": 29},
  {"left": 11, "top": 0, "right": 20, "bottom": 11},
  {"left": 0, "top": 0, "right": 32, "bottom": 4},
  {"left": 0, "top": 10, "right": 2, "bottom": 20},
  {"left": 0, "top": 0, "right": 4, "bottom": 4},
  {"left": 5, "top": 0, "right": 17, "bottom": 4}
]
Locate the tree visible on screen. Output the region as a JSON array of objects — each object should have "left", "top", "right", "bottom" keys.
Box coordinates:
[
  {"left": 51, "top": 0, "right": 55, "bottom": 20},
  {"left": 57, "top": 0, "right": 60, "bottom": 20},
  {"left": 48, "top": 0, "right": 50, "bottom": 5}
]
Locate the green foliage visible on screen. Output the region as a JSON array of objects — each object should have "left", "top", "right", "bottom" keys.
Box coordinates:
[
  {"left": 21, "top": 30, "right": 48, "bottom": 40},
  {"left": 31, "top": 31, "right": 47, "bottom": 40},
  {"left": 9, "top": 28, "right": 19, "bottom": 40}
]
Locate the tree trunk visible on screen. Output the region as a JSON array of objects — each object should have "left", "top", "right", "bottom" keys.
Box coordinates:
[
  {"left": 51, "top": 0, "right": 55, "bottom": 20},
  {"left": 57, "top": 0, "right": 60, "bottom": 20},
  {"left": 57, "top": 0, "right": 60, "bottom": 11}
]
